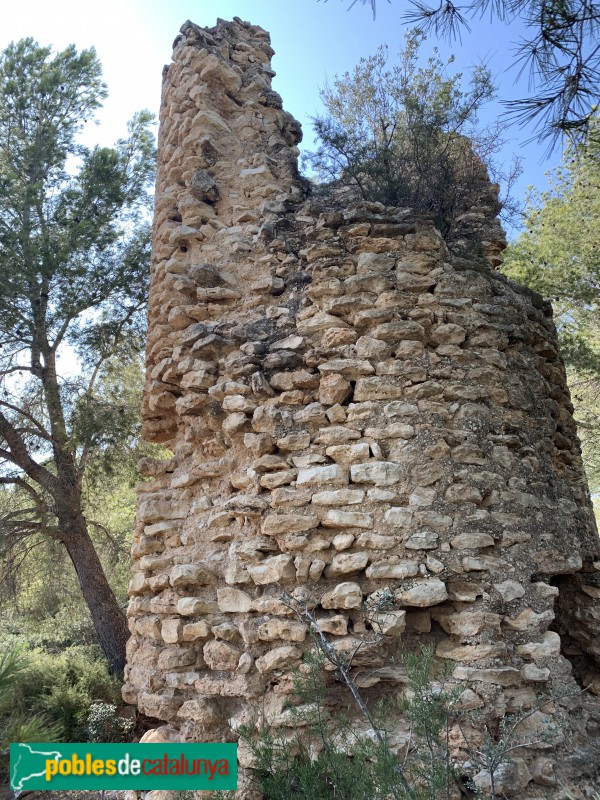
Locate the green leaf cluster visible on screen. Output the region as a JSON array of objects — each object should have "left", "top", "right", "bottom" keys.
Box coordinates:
[
  {"left": 305, "top": 31, "right": 512, "bottom": 238},
  {"left": 503, "top": 119, "right": 600, "bottom": 490}
]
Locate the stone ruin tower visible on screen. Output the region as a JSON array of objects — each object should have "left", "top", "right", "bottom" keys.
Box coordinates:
[{"left": 124, "top": 17, "right": 600, "bottom": 797}]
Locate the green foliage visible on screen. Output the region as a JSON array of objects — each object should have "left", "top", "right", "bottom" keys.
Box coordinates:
[
  {"left": 325, "top": 0, "right": 600, "bottom": 147},
  {"left": 87, "top": 702, "right": 134, "bottom": 743},
  {"left": 242, "top": 645, "right": 459, "bottom": 800},
  {"left": 1, "top": 644, "right": 121, "bottom": 742},
  {"left": 0, "top": 646, "right": 63, "bottom": 780},
  {"left": 306, "top": 31, "right": 517, "bottom": 238},
  {"left": 0, "top": 36, "right": 155, "bottom": 669},
  {"left": 400, "top": 646, "right": 459, "bottom": 797},
  {"left": 502, "top": 119, "right": 600, "bottom": 490}
]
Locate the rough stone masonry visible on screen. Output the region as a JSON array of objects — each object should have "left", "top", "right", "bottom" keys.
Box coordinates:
[{"left": 124, "top": 17, "right": 600, "bottom": 798}]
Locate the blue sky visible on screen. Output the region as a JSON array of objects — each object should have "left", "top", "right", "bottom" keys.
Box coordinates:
[{"left": 1, "top": 0, "right": 563, "bottom": 238}]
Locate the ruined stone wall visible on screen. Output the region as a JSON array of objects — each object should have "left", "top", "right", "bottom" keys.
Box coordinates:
[{"left": 125, "top": 18, "right": 600, "bottom": 798}]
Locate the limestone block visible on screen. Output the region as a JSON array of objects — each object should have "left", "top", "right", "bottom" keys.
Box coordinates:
[
  {"left": 314, "top": 426, "right": 361, "bottom": 445},
  {"left": 472, "top": 758, "right": 532, "bottom": 797},
  {"left": 355, "top": 336, "right": 391, "bottom": 359},
  {"left": 138, "top": 692, "right": 182, "bottom": 721},
  {"left": 356, "top": 252, "right": 395, "bottom": 273},
  {"left": 312, "top": 489, "right": 364, "bottom": 506},
  {"left": 395, "top": 578, "right": 448, "bottom": 607},
  {"left": 494, "top": 580, "right": 526, "bottom": 602},
  {"left": 252, "top": 404, "right": 282, "bottom": 434},
  {"left": 318, "top": 359, "right": 375, "bottom": 378},
  {"left": 135, "top": 616, "right": 163, "bottom": 640},
  {"left": 324, "top": 552, "right": 369, "bottom": 577},
  {"left": 456, "top": 689, "right": 485, "bottom": 710},
  {"left": 463, "top": 555, "right": 507, "bottom": 572},
  {"left": 161, "top": 619, "right": 183, "bottom": 644},
  {"left": 276, "top": 433, "right": 311, "bottom": 451},
  {"left": 169, "top": 563, "right": 216, "bottom": 587},
  {"left": 177, "top": 697, "right": 220, "bottom": 725},
  {"left": 405, "top": 531, "right": 439, "bottom": 549},
  {"left": 257, "top": 619, "right": 306, "bottom": 643},
  {"left": 297, "top": 311, "right": 350, "bottom": 335},
  {"left": 325, "top": 443, "right": 371, "bottom": 463},
  {"left": 297, "top": 464, "right": 349, "bottom": 486},
  {"left": 384, "top": 507, "right": 413, "bottom": 527},
  {"left": 182, "top": 621, "right": 212, "bottom": 641},
  {"left": 247, "top": 554, "right": 295, "bottom": 585},
  {"left": 372, "top": 320, "right": 425, "bottom": 343},
  {"left": 434, "top": 610, "right": 501, "bottom": 638},
  {"left": 138, "top": 499, "right": 188, "bottom": 524},
  {"left": 262, "top": 514, "right": 319, "bottom": 536},
  {"left": 453, "top": 666, "right": 521, "bottom": 686},
  {"left": 503, "top": 608, "right": 554, "bottom": 631},
  {"left": 203, "top": 640, "right": 241, "bottom": 671},
  {"left": 410, "top": 461, "right": 447, "bottom": 486},
  {"left": 366, "top": 561, "right": 419, "bottom": 580},
  {"left": 430, "top": 323, "right": 466, "bottom": 345},
  {"left": 370, "top": 609, "right": 406, "bottom": 635},
  {"left": 321, "top": 510, "right": 373, "bottom": 529},
  {"left": 177, "top": 597, "right": 218, "bottom": 616},
  {"left": 444, "top": 484, "right": 483, "bottom": 503},
  {"left": 317, "top": 615, "right": 348, "bottom": 635},
  {"left": 357, "top": 532, "right": 397, "bottom": 550},
  {"left": 354, "top": 377, "right": 404, "bottom": 401},
  {"left": 157, "top": 647, "right": 197, "bottom": 670},
  {"left": 520, "top": 664, "right": 550, "bottom": 683},
  {"left": 321, "top": 582, "right": 363, "bottom": 609},
  {"left": 530, "top": 757, "right": 556, "bottom": 787},
  {"left": 217, "top": 587, "right": 253, "bottom": 613},
  {"left": 319, "top": 375, "right": 352, "bottom": 406},
  {"left": 260, "top": 471, "right": 297, "bottom": 489},
  {"left": 350, "top": 461, "right": 403, "bottom": 486},
  {"left": 436, "top": 640, "right": 503, "bottom": 661},
  {"left": 255, "top": 646, "right": 302, "bottom": 673},
  {"left": 450, "top": 533, "right": 495, "bottom": 549},
  {"left": 516, "top": 632, "right": 561, "bottom": 661}
]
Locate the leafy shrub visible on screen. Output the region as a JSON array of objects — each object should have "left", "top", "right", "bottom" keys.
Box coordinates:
[
  {"left": 87, "top": 702, "right": 133, "bottom": 743},
  {"left": 1, "top": 644, "right": 121, "bottom": 744},
  {"left": 0, "top": 647, "right": 64, "bottom": 782}
]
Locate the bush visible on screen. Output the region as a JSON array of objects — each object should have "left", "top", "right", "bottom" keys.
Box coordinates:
[
  {"left": 0, "top": 647, "right": 64, "bottom": 782},
  {"left": 305, "top": 31, "right": 520, "bottom": 239},
  {"left": 0, "top": 644, "right": 121, "bottom": 743},
  {"left": 87, "top": 702, "right": 133, "bottom": 743}
]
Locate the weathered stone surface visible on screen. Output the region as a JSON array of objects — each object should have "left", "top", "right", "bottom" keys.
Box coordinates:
[
  {"left": 350, "top": 461, "right": 403, "bottom": 486},
  {"left": 450, "top": 533, "right": 495, "bottom": 549},
  {"left": 297, "top": 464, "right": 349, "bottom": 486},
  {"left": 262, "top": 514, "right": 319, "bottom": 536},
  {"left": 217, "top": 587, "right": 253, "bottom": 613},
  {"left": 169, "top": 563, "right": 216, "bottom": 587},
  {"left": 255, "top": 646, "right": 302, "bottom": 673},
  {"left": 517, "top": 632, "right": 561, "bottom": 661},
  {"left": 321, "top": 510, "right": 374, "bottom": 529},
  {"left": 366, "top": 561, "right": 419, "bottom": 579},
  {"left": 247, "top": 555, "right": 295, "bottom": 585},
  {"left": 257, "top": 619, "right": 306, "bottom": 643},
  {"left": 203, "top": 640, "right": 240, "bottom": 671},
  {"left": 494, "top": 580, "right": 526, "bottom": 601},
  {"left": 157, "top": 647, "right": 197, "bottom": 670},
  {"left": 472, "top": 758, "right": 532, "bottom": 797},
  {"left": 324, "top": 552, "right": 369, "bottom": 577},
  {"left": 321, "top": 582, "right": 363, "bottom": 609},
  {"left": 312, "top": 489, "right": 364, "bottom": 506},
  {"left": 395, "top": 579, "right": 448, "bottom": 607},
  {"left": 129, "top": 19, "right": 600, "bottom": 794}
]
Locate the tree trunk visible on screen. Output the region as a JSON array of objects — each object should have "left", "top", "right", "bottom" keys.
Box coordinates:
[{"left": 57, "top": 505, "right": 129, "bottom": 673}]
